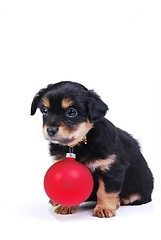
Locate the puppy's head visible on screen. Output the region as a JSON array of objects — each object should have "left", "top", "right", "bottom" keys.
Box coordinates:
[{"left": 31, "top": 81, "right": 108, "bottom": 146}]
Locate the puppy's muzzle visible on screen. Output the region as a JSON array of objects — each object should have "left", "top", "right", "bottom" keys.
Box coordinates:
[{"left": 47, "top": 126, "right": 58, "bottom": 137}]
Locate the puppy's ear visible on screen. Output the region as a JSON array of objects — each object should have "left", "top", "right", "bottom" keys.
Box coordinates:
[
  {"left": 30, "top": 85, "right": 52, "bottom": 115},
  {"left": 87, "top": 90, "right": 108, "bottom": 122}
]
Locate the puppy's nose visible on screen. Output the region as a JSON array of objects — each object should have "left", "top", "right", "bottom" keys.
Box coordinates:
[{"left": 47, "top": 126, "right": 58, "bottom": 137}]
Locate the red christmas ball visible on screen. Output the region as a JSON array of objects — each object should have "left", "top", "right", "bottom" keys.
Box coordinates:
[{"left": 44, "top": 155, "right": 93, "bottom": 206}]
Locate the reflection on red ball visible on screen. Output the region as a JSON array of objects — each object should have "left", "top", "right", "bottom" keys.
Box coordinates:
[{"left": 44, "top": 157, "right": 94, "bottom": 206}]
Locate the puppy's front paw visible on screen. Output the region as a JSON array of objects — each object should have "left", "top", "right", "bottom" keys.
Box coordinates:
[
  {"left": 49, "top": 199, "right": 58, "bottom": 206},
  {"left": 55, "top": 205, "right": 79, "bottom": 215},
  {"left": 93, "top": 204, "right": 116, "bottom": 218}
]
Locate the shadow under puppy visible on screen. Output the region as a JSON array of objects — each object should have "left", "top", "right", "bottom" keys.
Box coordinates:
[{"left": 31, "top": 81, "right": 154, "bottom": 218}]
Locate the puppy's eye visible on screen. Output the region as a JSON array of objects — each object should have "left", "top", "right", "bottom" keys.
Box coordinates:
[
  {"left": 41, "top": 107, "right": 48, "bottom": 116},
  {"left": 66, "top": 108, "right": 77, "bottom": 117}
]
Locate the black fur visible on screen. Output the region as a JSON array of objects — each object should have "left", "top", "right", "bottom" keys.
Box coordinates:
[{"left": 31, "top": 81, "right": 154, "bottom": 217}]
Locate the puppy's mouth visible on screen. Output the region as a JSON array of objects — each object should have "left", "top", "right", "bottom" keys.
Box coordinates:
[
  {"left": 43, "top": 122, "right": 93, "bottom": 147},
  {"left": 50, "top": 137, "right": 76, "bottom": 146},
  {"left": 44, "top": 134, "right": 86, "bottom": 147}
]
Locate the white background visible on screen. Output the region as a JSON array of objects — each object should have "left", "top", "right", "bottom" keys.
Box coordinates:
[{"left": 0, "top": 0, "right": 161, "bottom": 239}]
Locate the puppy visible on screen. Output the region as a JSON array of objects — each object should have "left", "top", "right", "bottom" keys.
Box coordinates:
[{"left": 31, "top": 81, "right": 154, "bottom": 218}]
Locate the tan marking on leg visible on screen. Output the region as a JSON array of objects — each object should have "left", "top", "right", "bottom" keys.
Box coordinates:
[
  {"left": 55, "top": 205, "right": 79, "bottom": 215},
  {"left": 62, "top": 98, "right": 73, "bottom": 109},
  {"left": 121, "top": 194, "right": 141, "bottom": 205},
  {"left": 42, "top": 97, "right": 50, "bottom": 108},
  {"left": 93, "top": 178, "right": 120, "bottom": 218}
]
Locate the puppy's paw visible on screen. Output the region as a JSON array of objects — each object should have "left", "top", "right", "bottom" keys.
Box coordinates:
[
  {"left": 55, "top": 205, "right": 79, "bottom": 215},
  {"left": 49, "top": 200, "right": 58, "bottom": 206},
  {"left": 93, "top": 204, "right": 116, "bottom": 218}
]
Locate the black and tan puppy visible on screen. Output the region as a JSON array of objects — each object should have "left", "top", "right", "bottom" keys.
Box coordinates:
[{"left": 31, "top": 81, "right": 154, "bottom": 218}]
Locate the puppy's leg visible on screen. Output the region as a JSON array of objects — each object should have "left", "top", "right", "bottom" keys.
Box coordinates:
[
  {"left": 93, "top": 178, "right": 120, "bottom": 218},
  {"left": 55, "top": 205, "right": 79, "bottom": 215}
]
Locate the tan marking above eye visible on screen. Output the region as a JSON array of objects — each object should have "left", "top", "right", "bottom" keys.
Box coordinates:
[
  {"left": 42, "top": 97, "right": 50, "bottom": 108},
  {"left": 62, "top": 98, "right": 73, "bottom": 109}
]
